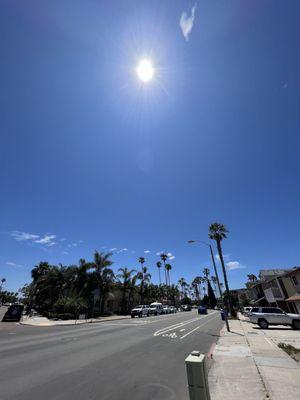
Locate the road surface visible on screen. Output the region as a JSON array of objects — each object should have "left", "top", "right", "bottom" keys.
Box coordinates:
[{"left": 0, "top": 310, "right": 223, "bottom": 400}]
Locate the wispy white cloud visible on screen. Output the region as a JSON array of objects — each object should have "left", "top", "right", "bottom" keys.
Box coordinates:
[
  {"left": 11, "top": 231, "right": 39, "bottom": 242},
  {"left": 144, "top": 250, "right": 151, "bottom": 254},
  {"left": 156, "top": 251, "right": 163, "bottom": 256},
  {"left": 35, "top": 235, "right": 56, "bottom": 246},
  {"left": 167, "top": 252, "right": 173, "bottom": 257},
  {"left": 226, "top": 261, "right": 246, "bottom": 271},
  {"left": 169, "top": 256, "right": 175, "bottom": 260},
  {"left": 6, "top": 261, "right": 23, "bottom": 267},
  {"left": 180, "top": 3, "right": 197, "bottom": 41},
  {"left": 110, "top": 248, "right": 117, "bottom": 252}
]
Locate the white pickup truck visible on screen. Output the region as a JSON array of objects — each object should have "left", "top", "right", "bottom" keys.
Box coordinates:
[{"left": 249, "top": 306, "right": 300, "bottom": 329}]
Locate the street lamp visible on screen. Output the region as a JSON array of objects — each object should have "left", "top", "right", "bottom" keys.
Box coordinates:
[{"left": 188, "top": 240, "right": 230, "bottom": 332}]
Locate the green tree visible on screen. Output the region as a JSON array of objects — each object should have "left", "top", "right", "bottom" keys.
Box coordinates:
[
  {"left": 117, "top": 267, "right": 136, "bottom": 314},
  {"left": 137, "top": 266, "right": 151, "bottom": 303},
  {"left": 91, "top": 251, "right": 115, "bottom": 315},
  {"left": 165, "top": 263, "right": 172, "bottom": 286},
  {"left": 156, "top": 261, "right": 162, "bottom": 285},
  {"left": 207, "top": 279, "right": 217, "bottom": 308},
  {"left": 160, "top": 253, "right": 168, "bottom": 285},
  {"left": 178, "top": 277, "right": 187, "bottom": 299},
  {"left": 209, "top": 222, "right": 234, "bottom": 316}
]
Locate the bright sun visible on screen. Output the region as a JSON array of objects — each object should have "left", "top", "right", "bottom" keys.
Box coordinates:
[{"left": 136, "top": 59, "right": 154, "bottom": 82}]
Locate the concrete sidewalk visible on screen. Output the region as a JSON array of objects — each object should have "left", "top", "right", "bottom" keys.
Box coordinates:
[
  {"left": 208, "top": 318, "right": 300, "bottom": 400},
  {"left": 20, "top": 314, "right": 131, "bottom": 327}
]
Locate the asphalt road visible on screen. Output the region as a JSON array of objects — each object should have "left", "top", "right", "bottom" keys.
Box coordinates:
[{"left": 0, "top": 310, "right": 223, "bottom": 400}]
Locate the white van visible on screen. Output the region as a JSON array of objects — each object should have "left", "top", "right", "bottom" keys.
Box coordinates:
[{"left": 149, "top": 302, "right": 164, "bottom": 316}]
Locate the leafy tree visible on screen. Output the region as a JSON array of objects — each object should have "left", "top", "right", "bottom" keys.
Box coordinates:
[
  {"left": 137, "top": 266, "right": 151, "bottom": 303},
  {"left": 117, "top": 268, "right": 136, "bottom": 314},
  {"left": 207, "top": 279, "right": 217, "bottom": 308},
  {"left": 165, "top": 263, "right": 172, "bottom": 286},
  {"left": 156, "top": 261, "right": 162, "bottom": 285},
  {"left": 160, "top": 253, "right": 168, "bottom": 285},
  {"left": 209, "top": 222, "right": 235, "bottom": 316},
  {"left": 90, "top": 251, "right": 115, "bottom": 315}
]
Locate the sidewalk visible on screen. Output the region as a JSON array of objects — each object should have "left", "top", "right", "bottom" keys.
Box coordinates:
[
  {"left": 20, "top": 314, "right": 131, "bottom": 327},
  {"left": 208, "top": 317, "right": 300, "bottom": 400}
]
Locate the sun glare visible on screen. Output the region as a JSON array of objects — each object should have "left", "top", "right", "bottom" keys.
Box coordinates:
[{"left": 136, "top": 59, "right": 154, "bottom": 83}]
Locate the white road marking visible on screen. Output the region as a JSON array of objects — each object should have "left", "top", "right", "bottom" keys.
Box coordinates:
[
  {"left": 180, "top": 326, "right": 201, "bottom": 339},
  {"left": 154, "top": 312, "right": 218, "bottom": 337},
  {"left": 180, "top": 313, "right": 219, "bottom": 340},
  {"left": 179, "top": 329, "right": 185, "bottom": 332}
]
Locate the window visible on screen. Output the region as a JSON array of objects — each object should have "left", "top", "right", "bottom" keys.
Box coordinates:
[
  {"left": 262, "top": 308, "right": 274, "bottom": 313},
  {"left": 251, "top": 307, "right": 259, "bottom": 312},
  {"left": 274, "top": 308, "right": 284, "bottom": 314},
  {"left": 291, "top": 276, "right": 298, "bottom": 286}
]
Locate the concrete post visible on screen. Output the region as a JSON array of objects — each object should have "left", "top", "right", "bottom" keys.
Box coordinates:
[{"left": 185, "top": 351, "right": 211, "bottom": 400}]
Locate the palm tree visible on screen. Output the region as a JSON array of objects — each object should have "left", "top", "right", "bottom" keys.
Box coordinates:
[
  {"left": 165, "top": 264, "right": 172, "bottom": 286},
  {"left": 191, "top": 277, "right": 200, "bottom": 300},
  {"left": 138, "top": 257, "right": 145, "bottom": 269},
  {"left": 211, "top": 275, "right": 218, "bottom": 296},
  {"left": 91, "top": 251, "right": 115, "bottom": 315},
  {"left": 203, "top": 268, "right": 210, "bottom": 280},
  {"left": 156, "top": 261, "right": 162, "bottom": 285},
  {"left": 117, "top": 268, "right": 136, "bottom": 314},
  {"left": 178, "top": 278, "right": 187, "bottom": 299},
  {"left": 209, "top": 222, "right": 234, "bottom": 316},
  {"left": 247, "top": 274, "right": 257, "bottom": 282},
  {"left": 0, "top": 278, "right": 6, "bottom": 292},
  {"left": 160, "top": 253, "right": 168, "bottom": 285},
  {"left": 137, "top": 266, "right": 151, "bottom": 303}
]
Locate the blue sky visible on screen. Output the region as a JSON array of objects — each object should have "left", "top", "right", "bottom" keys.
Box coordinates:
[{"left": 1, "top": 0, "right": 300, "bottom": 293}]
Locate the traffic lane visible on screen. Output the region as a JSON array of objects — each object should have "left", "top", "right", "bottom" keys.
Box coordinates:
[
  {"left": 1, "top": 312, "right": 223, "bottom": 400},
  {"left": 0, "top": 311, "right": 219, "bottom": 358}
]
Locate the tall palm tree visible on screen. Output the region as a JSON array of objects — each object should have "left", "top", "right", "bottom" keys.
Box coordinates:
[
  {"left": 0, "top": 278, "right": 6, "bottom": 292},
  {"left": 160, "top": 253, "right": 168, "bottom": 285},
  {"left": 137, "top": 266, "right": 151, "bottom": 303},
  {"left": 211, "top": 275, "right": 218, "bottom": 296},
  {"left": 117, "top": 267, "right": 136, "bottom": 314},
  {"left": 191, "top": 277, "right": 200, "bottom": 300},
  {"left": 203, "top": 268, "right": 210, "bottom": 280},
  {"left": 165, "top": 264, "right": 172, "bottom": 286},
  {"left": 91, "top": 251, "right": 115, "bottom": 315},
  {"left": 209, "top": 222, "right": 234, "bottom": 315},
  {"left": 178, "top": 277, "right": 187, "bottom": 299},
  {"left": 138, "top": 257, "right": 145, "bottom": 269},
  {"left": 156, "top": 261, "right": 162, "bottom": 285}
]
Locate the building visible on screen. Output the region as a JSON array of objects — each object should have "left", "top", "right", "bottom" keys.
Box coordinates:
[{"left": 245, "top": 267, "right": 300, "bottom": 314}]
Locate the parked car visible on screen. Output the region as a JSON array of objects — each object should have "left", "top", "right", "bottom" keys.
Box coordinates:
[
  {"left": 163, "top": 306, "right": 172, "bottom": 314},
  {"left": 169, "top": 306, "right": 177, "bottom": 313},
  {"left": 181, "top": 304, "right": 192, "bottom": 311},
  {"left": 249, "top": 307, "right": 300, "bottom": 329},
  {"left": 198, "top": 306, "right": 207, "bottom": 315},
  {"left": 131, "top": 305, "right": 150, "bottom": 318},
  {"left": 149, "top": 302, "right": 164, "bottom": 316}
]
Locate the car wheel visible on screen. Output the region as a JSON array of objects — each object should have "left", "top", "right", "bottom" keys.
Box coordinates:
[
  {"left": 147, "top": 312, "right": 149, "bottom": 317},
  {"left": 258, "top": 319, "right": 269, "bottom": 329},
  {"left": 131, "top": 315, "right": 134, "bottom": 318},
  {"left": 292, "top": 320, "right": 300, "bottom": 330},
  {"left": 138, "top": 313, "right": 142, "bottom": 318}
]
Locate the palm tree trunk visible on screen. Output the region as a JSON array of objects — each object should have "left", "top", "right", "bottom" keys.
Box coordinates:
[
  {"left": 164, "top": 266, "right": 167, "bottom": 286},
  {"left": 217, "top": 240, "right": 234, "bottom": 316},
  {"left": 158, "top": 268, "right": 161, "bottom": 285}
]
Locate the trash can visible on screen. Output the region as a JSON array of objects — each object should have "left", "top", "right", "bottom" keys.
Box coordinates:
[{"left": 220, "top": 310, "right": 228, "bottom": 321}]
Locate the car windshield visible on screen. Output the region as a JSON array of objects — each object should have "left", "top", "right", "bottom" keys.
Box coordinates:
[{"left": 135, "top": 306, "right": 143, "bottom": 309}]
